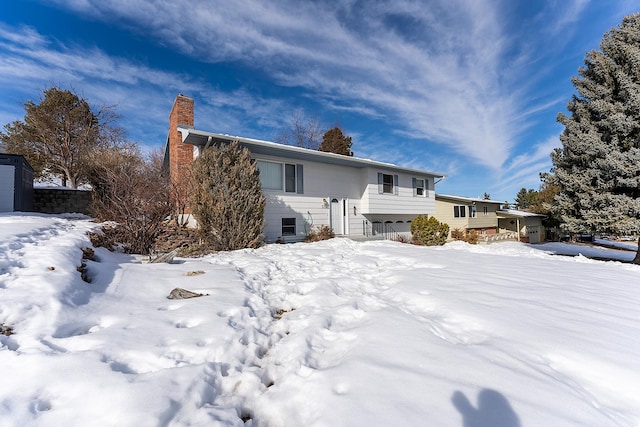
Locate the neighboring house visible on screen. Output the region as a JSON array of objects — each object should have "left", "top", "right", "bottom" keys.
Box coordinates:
[
  {"left": 434, "top": 194, "right": 504, "bottom": 237},
  {"left": 164, "top": 95, "right": 446, "bottom": 242},
  {"left": 497, "top": 210, "right": 546, "bottom": 244},
  {"left": 0, "top": 153, "right": 33, "bottom": 212},
  {"left": 434, "top": 194, "right": 545, "bottom": 243}
]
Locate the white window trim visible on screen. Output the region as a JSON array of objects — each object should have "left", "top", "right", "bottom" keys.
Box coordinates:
[{"left": 378, "top": 172, "right": 399, "bottom": 195}]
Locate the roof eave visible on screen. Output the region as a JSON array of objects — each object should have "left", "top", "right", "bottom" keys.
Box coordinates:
[
  {"left": 177, "top": 127, "right": 447, "bottom": 178},
  {"left": 497, "top": 210, "right": 547, "bottom": 219}
]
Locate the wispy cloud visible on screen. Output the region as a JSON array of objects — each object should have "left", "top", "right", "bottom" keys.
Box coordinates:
[
  {"left": 47, "top": 0, "right": 537, "bottom": 170},
  {"left": 0, "top": 24, "right": 290, "bottom": 147},
  {"left": 498, "top": 134, "right": 561, "bottom": 195},
  {"left": 9, "top": 0, "right": 632, "bottom": 199},
  {"left": 544, "top": 0, "right": 590, "bottom": 36}
]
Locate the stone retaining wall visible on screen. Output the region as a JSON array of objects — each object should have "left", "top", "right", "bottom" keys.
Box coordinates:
[{"left": 33, "top": 188, "right": 92, "bottom": 215}]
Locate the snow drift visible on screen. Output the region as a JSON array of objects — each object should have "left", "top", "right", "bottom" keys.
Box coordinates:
[{"left": 1, "top": 213, "right": 639, "bottom": 426}]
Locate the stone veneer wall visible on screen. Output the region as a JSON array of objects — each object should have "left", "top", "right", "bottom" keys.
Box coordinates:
[{"left": 33, "top": 188, "right": 92, "bottom": 215}]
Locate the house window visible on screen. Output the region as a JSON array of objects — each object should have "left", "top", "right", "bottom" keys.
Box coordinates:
[
  {"left": 413, "top": 178, "right": 425, "bottom": 196},
  {"left": 383, "top": 174, "right": 394, "bottom": 193},
  {"left": 454, "top": 205, "right": 466, "bottom": 218},
  {"left": 256, "top": 161, "right": 304, "bottom": 193},
  {"left": 256, "top": 160, "right": 282, "bottom": 190},
  {"left": 285, "top": 164, "right": 296, "bottom": 192},
  {"left": 483, "top": 206, "right": 488, "bottom": 215},
  {"left": 282, "top": 218, "right": 296, "bottom": 235},
  {"left": 378, "top": 173, "right": 398, "bottom": 194},
  {"left": 470, "top": 205, "right": 477, "bottom": 218}
]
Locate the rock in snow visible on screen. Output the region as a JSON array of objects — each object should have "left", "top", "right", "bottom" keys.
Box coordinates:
[{"left": 167, "top": 287, "right": 206, "bottom": 300}]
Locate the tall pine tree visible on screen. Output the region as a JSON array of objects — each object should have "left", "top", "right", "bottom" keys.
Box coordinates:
[{"left": 547, "top": 14, "right": 640, "bottom": 263}]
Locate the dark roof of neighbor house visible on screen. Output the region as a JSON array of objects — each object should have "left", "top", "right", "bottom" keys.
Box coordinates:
[
  {"left": 177, "top": 127, "right": 446, "bottom": 179},
  {"left": 436, "top": 194, "right": 546, "bottom": 218},
  {"left": 436, "top": 194, "right": 504, "bottom": 205}
]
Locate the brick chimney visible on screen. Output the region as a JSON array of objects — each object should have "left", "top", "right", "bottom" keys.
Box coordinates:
[{"left": 168, "top": 94, "right": 194, "bottom": 212}]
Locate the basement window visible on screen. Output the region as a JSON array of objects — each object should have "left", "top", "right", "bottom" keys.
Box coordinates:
[{"left": 282, "top": 218, "right": 296, "bottom": 236}]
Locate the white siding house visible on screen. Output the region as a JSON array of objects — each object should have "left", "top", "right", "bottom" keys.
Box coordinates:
[{"left": 165, "top": 95, "right": 445, "bottom": 243}]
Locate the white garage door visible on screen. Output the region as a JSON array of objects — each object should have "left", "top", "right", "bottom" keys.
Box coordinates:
[{"left": 0, "top": 164, "right": 15, "bottom": 212}]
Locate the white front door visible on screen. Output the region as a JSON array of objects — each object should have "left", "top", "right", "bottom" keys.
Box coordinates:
[{"left": 330, "top": 197, "right": 345, "bottom": 235}]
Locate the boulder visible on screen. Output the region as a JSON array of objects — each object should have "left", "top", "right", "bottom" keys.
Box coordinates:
[{"left": 167, "top": 288, "right": 205, "bottom": 300}]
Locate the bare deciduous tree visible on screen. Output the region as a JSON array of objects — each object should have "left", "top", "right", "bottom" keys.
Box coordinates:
[
  {"left": 89, "top": 145, "right": 172, "bottom": 254},
  {"left": 274, "top": 112, "right": 323, "bottom": 150}
]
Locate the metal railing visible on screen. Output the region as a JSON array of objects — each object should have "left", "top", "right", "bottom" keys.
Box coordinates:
[
  {"left": 383, "top": 223, "right": 400, "bottom": 241},
  {"left": 363, "top": 221, "right": 400, "bottom": 241},
  {"left": 481, "top": 231, "right": 519, "bottom": 243}
]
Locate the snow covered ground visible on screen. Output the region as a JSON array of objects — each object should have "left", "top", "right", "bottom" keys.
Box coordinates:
[{"left": 1, "top": 213, "right": 639, "bottom": 427}]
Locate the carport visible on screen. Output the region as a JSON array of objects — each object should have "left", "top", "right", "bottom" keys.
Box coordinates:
[{"left": 497, "top": 209, "right": 546, "bottom": 243}]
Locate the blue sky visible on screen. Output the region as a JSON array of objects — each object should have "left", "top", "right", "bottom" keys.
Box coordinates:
[{"left": 0, "top": 0, "right": 638, "bottom": 202}]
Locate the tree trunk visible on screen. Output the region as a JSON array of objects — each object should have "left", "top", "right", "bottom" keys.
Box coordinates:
[{"left": 633, "top": 238, "right": 640, "bottom": 265}]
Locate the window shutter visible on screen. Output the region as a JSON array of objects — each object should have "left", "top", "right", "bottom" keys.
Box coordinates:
[
  {"left": 296, "top": 164, "right": 304, "bottom": 194},
  {"left": 393, "top": 175, "right": 399, "bottom": 195},
  {"left": 378, "top": 173, "right": 383, "bottom": 194},
  {"left": 412, "top": 177, "right": 417, "bottom": 196}
]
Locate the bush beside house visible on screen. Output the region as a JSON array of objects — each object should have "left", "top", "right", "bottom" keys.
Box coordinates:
[
  {"left": 411, "top": 215, "right": 449, "bottom": 246},
  {"left": 189, "top": 141, "right": 265, "bottom": 252}
]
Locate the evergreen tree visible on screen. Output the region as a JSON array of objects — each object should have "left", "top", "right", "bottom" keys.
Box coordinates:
[
  {"left": 189, "top": 141, "right": 265, "bottom": 251},
  {"left": 410, "top": 215, "right": 449, "bottom": 246},
  {"left": 547, "top": 14, "right": 640, "bottom": 263},
  {"left": 0, "top": 87, "right": 120, "bottom": 188},
  {"left": 319, "top": 127, "right": 353, "bottom": 156},
  {"left": 514, "top": 188, "right": 537, "bottom": 210}
]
